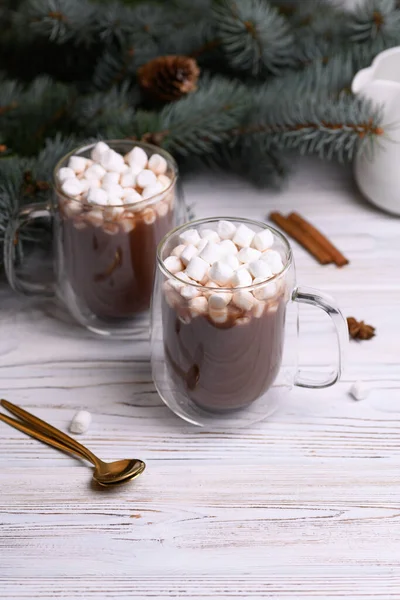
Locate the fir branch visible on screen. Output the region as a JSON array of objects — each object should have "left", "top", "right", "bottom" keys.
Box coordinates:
[
  {"left": 345, "top": 0, "right": 400, "bottom": 51},
  {"left": 135, "top": 75, "right": 249, "bottom": 156},
  {"left": 213, "top": 0, "right": 295, "bottom": 75}
]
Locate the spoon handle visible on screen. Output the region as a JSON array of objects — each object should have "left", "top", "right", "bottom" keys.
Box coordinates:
[
  {"left": 0, "top": 399, "right": 99, "bottom": 466},
  {"left": 0, "top": 412, "right": 92, "bottom": 462}
]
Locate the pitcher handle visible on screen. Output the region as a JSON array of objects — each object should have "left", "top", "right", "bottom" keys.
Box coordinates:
[
  {"left": 4, "top": 202, "right": 55, "bottom": 297},
  {"left": 292, "top": 286, "right": 348, "bottom": 388}
]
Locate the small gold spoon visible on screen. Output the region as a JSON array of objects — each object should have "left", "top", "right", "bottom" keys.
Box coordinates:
[{"left": 0, "top": 399, "right": 145, "bottom": 487}]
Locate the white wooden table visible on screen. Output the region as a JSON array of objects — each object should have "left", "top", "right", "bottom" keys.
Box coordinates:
[{"left": 1, "top": 157, "right": 399, "bottom": 599}]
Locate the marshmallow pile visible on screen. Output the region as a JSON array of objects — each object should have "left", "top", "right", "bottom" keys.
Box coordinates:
[
  {"left": 163, "top": 221, "right": 285, "bottom": 325},
  {"left": 57, "top": 142, "right": 174, "bottom": 233}
]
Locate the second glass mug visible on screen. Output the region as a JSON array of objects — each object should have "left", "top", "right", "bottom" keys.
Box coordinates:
[
  {"left": 151, "top": 217, "right": 348, "bottom": 428},
  {"left": 4, "top": 140, "right": 185, "bottom": 337}
]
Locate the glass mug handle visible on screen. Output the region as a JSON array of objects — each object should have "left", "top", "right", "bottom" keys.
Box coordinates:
[
  {"left": 292, "top": 285, "right": 348, "bottom": 388},
  {"left": 4, "top": 201, "right": 54, "bottom": 297}
]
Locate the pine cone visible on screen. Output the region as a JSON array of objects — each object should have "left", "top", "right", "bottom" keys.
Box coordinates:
[
  {"left": 347, "top": 317, "right": 376, "bottom": 341},
  {"left": 138, "top": 55, "right": 200, "bottom": 103}
]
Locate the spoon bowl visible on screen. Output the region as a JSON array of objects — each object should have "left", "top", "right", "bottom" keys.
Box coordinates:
[{"left": 93, "top": 458, "right": 146, "bottom": 486}]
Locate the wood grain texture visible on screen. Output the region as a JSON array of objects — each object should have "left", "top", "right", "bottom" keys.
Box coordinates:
[{"left": 1, "top": 156, "right": 400, "bottom": 599}]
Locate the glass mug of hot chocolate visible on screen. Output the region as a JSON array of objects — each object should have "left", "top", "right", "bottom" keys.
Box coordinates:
[
  {"left": 151, "top": 217, "right": 348, "bottom": 427},
  {"left": 4, "top": 140, "right": 184, "bottom": 337}
]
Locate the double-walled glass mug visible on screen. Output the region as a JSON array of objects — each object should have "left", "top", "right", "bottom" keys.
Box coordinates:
[
  {"left": 4, "top": 141, "right": 186, "bottom": 337},
  {"left": 151, "top": 217, "right": 348, "bottom": 428}
]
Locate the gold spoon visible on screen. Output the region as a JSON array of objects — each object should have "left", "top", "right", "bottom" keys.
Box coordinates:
[{"left": 0, "top": 399, "right": 145, "bottom": 487}]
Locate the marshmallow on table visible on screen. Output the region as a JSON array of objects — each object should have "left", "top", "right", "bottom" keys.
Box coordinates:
[
  {"left": 237, "top": 247, "right": 261, "bottom": 264},
  {"left": 249, "top": 260, "right": 273, "bottom": 280},
  {"left": 208, "top": 292, "right": 232, "bottom": 310},
  {"left": 349, "top": 380, "right": 370, "bottom": 401},
  {"left": 261, "top": 249, "right": 284, "bottom": 274},
  {"left": 199, "top": 228, "right": 220, "bottom": 243},
  {"left": 91, "top": 141, "right": 110, "bottom": 163},
  {"left": 148, "top": 153, "right": 168, "bottom": 175},
  {"left": 100, "top": 149, "right": 126, "bottom": 173},
  {"left": 232, "top": 290, "right": 254, "bottom": 311},
  {"left": 186, "top": 256, "right": 209, "bottom": 282},
  {"left": 125, "top": 146, "right": 148, "bottom": 170},
  {"left": 180, "top": 244, "right": 198, "bottom": 266},
  {"left": 233, "top": 223, "right": 255, "bottom": 248},
  {"left": 61, "top": 178, "right": 84, "bottom": 197},
  {"left": 68, "top": 155, "right": 88, "bottom": 174},
  {"left": 58, "top": 167, "right": 75, "bottom": 183},
  {"left": 217, "top": 220, "right": 237, "bottom": 240},
  {"left": 164, "top": 255, "right": 184, "bottom": 274},
  {"left": 136, "top": 169, "right": 158, "bottom": 189},
  {"left": 208, "top": 261, "right": 234, "bottom": 286},
  {"left": 253, "top": 276, "right": 277, "bottom": 300},
  {"left": 69, "top": 410, "right": 92, "bottom": 434},
  {"left": 198, "top": 241, "right": 222, "bottom": 265},
  {"left": 252, "top": 229, "right": 274, "bottom": 252},
  {"left": 231, "top": 267, "right": 252, "bottom": 288},
  {"left": 87, "top": 187, "right": 109, "bottom": 206},
  {"left": 84, "top": 164, "right": 106, "bottom": 181},
  {"left": 179, "top": 229, "right": 201, "bottom": 246},
  {"left": 219, "top": 239, "right": 238, "bottom": 256}
]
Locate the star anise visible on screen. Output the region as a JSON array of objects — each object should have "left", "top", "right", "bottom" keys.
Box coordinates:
[{"left": 347, "top": 317, "right": 376, "bottom": 341}]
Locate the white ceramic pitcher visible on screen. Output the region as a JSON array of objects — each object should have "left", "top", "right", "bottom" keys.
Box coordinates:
[{"left": 352, "top": 47, "right": 400, "bottom": 215}]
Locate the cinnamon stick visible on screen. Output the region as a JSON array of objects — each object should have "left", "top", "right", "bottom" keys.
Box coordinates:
[
  {"left": 288, "top": 212, "right": 349, "bottom": 267},
  {"left": 269, "top": 212, "right": 332, "bottom": 265}
]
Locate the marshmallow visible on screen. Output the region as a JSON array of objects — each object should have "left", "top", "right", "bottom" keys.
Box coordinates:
[
  {"left": 208, "top": 261, "right": 234, "bottom": 286},
  {"left": 142, "top": 208, "right": 156, "bottom": 224},
  {"left": 73, "top": 219, "right": 87, "bottom": 230},
  {"left": 158, "top": 174, "right": 172, "bottom": 190},
  {"left": 233, "top": 223, "right": 255, "bottom": 248},
  {"left": 125, "top": 146, "right": 148, "bottom": 170},
  {"left": 231, "top": 267, "right": 252, "bottom": 288},
  {"left": 181, "top": 285, "right": 201, "bottom": 300},
  {"left": 209, "top": 308, "right": 228, "bottom": 324},
  {"left": 185, "top": 256, "right": 209, "bottom": 282},
  {"left": 235, "top": 317, "right": 251, "bottom": 326},
  {"left": 198, "top": 241, "right": 222, "bottom": 265},
  {"left": 91, "top": 141, "right": 110, "bottom": 162},
  {"left": 87, "top": 187, "right": 109, "bottom": 206},
  {"left": 155, "top": 201, "right": 169, "bottom": 217},
  {"left": 196, "top": 238, "right": 208, "bottom": 253},
  {"left": 249, "top": 260, "right": 273, "bottom": 280},
  {"left": 120, "top": 171, "right": 136, "bottom": 188},
  {"left": 203, "top": 280, "right": 220, "bottom": 297},
  {"left": 237, "top": 247, "right": 261, "bottom": 264},
  {"left": 103, "top": 172, "right": 121, "bottom": 186},
  {"left": 179, "top": 229, "right": 201, "bottom": 246},
  {"left": 253, "top": 277, "right": 277, "bottom": 301},
  {"left": 199, "top": 228, "right": 220, "bottom": 243},
  {"left": 219, "top": 239, "right": 238, "bottom": 256},
  {"left": 85, "top": 209, "right": 104, "bottom": 227},
  {"left": 123, "top": 189, "right": 143, "bottom": 204},
  {"left": 164, "top": 256, "right": 183, "bottom": 274},
  {"left": 100, "top": 149, "right": 126, "bottom": 173},
  {"left": 232, "top": 290, "right": 254, "bottom": 311},
  {"left": 69, "top": 410, "right": 92, "bottom": 434},
  {"left": 102, "top": 182, "right": 123, "bottom": 199},
  {"left": 189, "top": 296, "right": 208, "bottom": 317},
  {"left": 63, "top": 199, "right": 82, "bottom": 217},
  {"left": 217, "top": 220, "right": 237, "bottom": 240},
  {"left": 68, "top": 155, "right": 88, "bottom": 174},
  {"left": 106, "top": 197, "right": 124, "bottom": 218},
  {"left": 208, "top": 292, "right": 232, "bottom": 310},
  {"left": 171, "top": 244, "right": 186, "bottom": 258},
  {"left": 173, "top": 271, "right": 192, "bottom": 286},
  {"left": 253, "top": 300, "right": 265, "bottom": 318},
  {"left": 120, "top": 214, "right": 136, "bottom": 233},
  {"left": 261, "top": 249, "right": 284, "bottom": 274},
  {"left": 180, "top": 244, "right": 198, "bottom": 266},
  {"left": 142, "top": 181, "right": 164, "bottom": 199},
  {"left": 84, "top": 164, "right": 106, "bottom": 181},
  {"left": 222, "top": 254, "right": 240, "bottom": 270},
  {"left": 148, "top": 153, "right": 168, "bottom": 175},
  {"left": 61, "top": 178, "right": 84, "bottom": 198},
  {"left": 252, "top": 229, "right": 274, "bottom": 252},
  {"left": 349, "top": 380, "right": 370, "bottom": 401},
  {"left": 79, "top": 178, "right": 91, "bottom": 194},
  {"left": 103, "top": 222, "right": 119, "bottom": 235},
  {"left": 136, "top": 169, "right": 157, "bottom": 189},
  {"left": 58, "top": 167, "right": 75, "bottom": 183}
]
